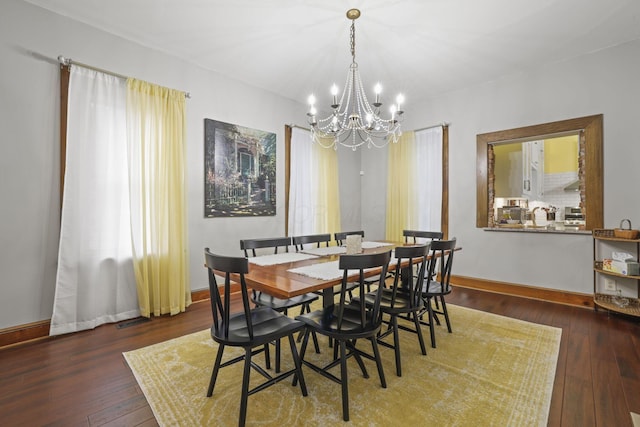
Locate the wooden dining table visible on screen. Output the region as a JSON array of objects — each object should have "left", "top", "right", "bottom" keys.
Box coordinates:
[
  {"left": 245, "top": 245, "right": 387, "bottom": 306},
  {"left": 240, "top": 241, "right": 461, "bottom": 308}
]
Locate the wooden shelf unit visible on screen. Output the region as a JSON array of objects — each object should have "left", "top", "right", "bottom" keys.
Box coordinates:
[{"left": 592, "top": 229, "right": 640, "bottom": 317}]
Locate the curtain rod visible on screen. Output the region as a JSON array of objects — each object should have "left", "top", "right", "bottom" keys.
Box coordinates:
[
  {"left": 287, "top": 124, "right": 311, "bottom": 131},
  {"left": 414, "top": 122, "right": 450, "bottom": 132},
  {"left": 57, "top": 55, "right": 191, "bottom": 99}
]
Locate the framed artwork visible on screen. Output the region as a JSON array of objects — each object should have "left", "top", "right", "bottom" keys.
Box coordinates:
[{"left": 204, "top": 119, "right": 276, "bottom": 217}]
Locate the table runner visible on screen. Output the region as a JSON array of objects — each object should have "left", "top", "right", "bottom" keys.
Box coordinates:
[
  {"left": 247, "top": 252, "right": 318, "bottom": 266},
  {"left": 288, "top": 256, "right": 398, "bottom": 280},
  {"left": 288, "top": 260, "right": 342, "bottom": 280},
  {"left": 361, "top": 241, "right": 394, "bottom": 249},
  {"left": 301, "top": 246, "right": 346, "bottom": 256},
  {"left": 301, "top": 241, "right": 393, "bottom": 257}
]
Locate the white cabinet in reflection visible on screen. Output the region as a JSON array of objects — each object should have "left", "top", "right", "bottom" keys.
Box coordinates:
[{"left": 522, "top": 140, "right": 544, "bottom": 199}]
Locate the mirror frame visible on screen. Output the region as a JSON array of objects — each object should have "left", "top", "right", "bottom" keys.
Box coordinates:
[{"left": 476, "top": 114, "right": 603, "bottom": 230}]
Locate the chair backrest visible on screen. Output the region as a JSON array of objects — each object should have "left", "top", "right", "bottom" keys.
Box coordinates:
[
  {"left": 389, "top": 244, "right": 429, "bottom": 309},
  {"left": 335, "top": 250, "right": 391, "bottom": 330},
  {"left": 334, "top": 230, "right": 365, "bottom": 246},
  {"left": 204, "top": 248, "right": 253, "bottom": 340},
  {"left": 292, "top": 233, "right": 331, "bottom": 251},
  {"left": 240, "top": 237, "right": 292, "bottom": 257},
  {"left": 425, "top": 238, "right": 457, "bottom": 292},
  {"left": 403, "top": 230, "right": 443, "bottom": 244}
]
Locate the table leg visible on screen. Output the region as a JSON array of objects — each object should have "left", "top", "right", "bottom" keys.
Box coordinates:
[{"left": 322, "top": 287, "right": 334, "bottom": 308}]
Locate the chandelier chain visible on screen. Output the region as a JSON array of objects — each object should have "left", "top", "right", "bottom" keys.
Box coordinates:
[{"left": 350, "top": 20, "right": 356, "bottom": 63}]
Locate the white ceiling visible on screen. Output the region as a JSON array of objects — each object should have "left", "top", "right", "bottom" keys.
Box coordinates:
[{"left": 22, "top": 0, "right": 640, "bottom": 109}]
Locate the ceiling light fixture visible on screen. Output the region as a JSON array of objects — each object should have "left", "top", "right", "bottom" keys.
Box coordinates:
[{"left": 307, "top": 9, "right": 404, "bottom": 150}]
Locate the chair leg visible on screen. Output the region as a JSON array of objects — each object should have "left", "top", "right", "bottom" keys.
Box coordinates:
[
  {"left": 264, "top": 343, "right": 271, "bottom": 369},
  {"left": 426, "top": 297, "right": 442, "bottom": 326},
  {"left": 412, "top": 310, "right": 427, "bottom": 356},
  {"left": 297, "top": 303, "right": 320, "bottom": 354},
  {"left": 239, "top": 348, "right": 252, "bottom": 427},
  {"left": 287, "top": 334, "right": 308, "bottom": 396},
  {"left": 311, "top": 331, "right": 321, "bottom": 354},
  {"left": 207, "top": 343, "right": 225, "bottom": 397},
  {"left": 427, "top": 298, "right": 437, "bottom": 348},
  {"left": 370, "top": 337, "right": 387, "bottom": 389},
  {"left": 275, "top": 338, "right": 281, "bottom": 373},
  {"left": 432, "top": 311, "right": 442, "bottom": 326},
  {"left": 386, "top": 319, "right": 393, "bottom": 333},
  {"left": 339, "top": 339, "right": 350, "bottom": 422},
  {"left": 441, "top": 296, "right": 452, "bottom": 333},
  {"left": 296, "top": 303, "right": 310, "bottom": 343},
  {"left": 293, "top": 328, "right": 310, "bottom": 387},
  {"left": 391, "top": 315, "right": 402, "bottom": 377},
  {"left": 348, "top": 339, "right": 369, "bottom": 378}
]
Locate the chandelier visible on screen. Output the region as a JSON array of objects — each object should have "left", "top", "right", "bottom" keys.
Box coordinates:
[{"left": 306, "top": 9, "right": 405, "bottom": 150}]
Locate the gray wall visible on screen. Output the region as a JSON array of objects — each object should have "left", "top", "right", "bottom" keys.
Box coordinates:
[
  {"left": 3, "top": 0, "right": 640, "bottom": 330},
  {"left": 363, "top": 39, "right": 640, "bottom": 296}
]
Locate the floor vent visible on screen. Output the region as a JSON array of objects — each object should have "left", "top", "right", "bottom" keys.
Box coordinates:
[{"left": 116, "top": 317, "right": 151, "bottom": 329}]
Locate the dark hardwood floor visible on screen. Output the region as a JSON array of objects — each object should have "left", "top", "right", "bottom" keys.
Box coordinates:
[{"left": 1, "top": 287, "right": 639, "bottom": 426}]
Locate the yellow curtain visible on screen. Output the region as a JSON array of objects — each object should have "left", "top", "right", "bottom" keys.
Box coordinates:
[
  {"left": 386, "top": 131, "right": 416, "bottom": 241},
  {"left": 126, "top": 79, "right": 191, "bottom": 317},
  {"left": 313, "top": 138, "right": 341, "bottom": 236}
]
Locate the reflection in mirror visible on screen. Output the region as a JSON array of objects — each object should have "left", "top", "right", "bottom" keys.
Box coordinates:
[{"left": 476, "top": 115, "right": 603, "bottom": 231}]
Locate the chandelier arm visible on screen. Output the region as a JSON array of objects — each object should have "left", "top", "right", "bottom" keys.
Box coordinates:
[
  {"left": 311, "top": 127, "right": 338, "bottom": 149},
  {"left": 337, "top": 66, "right": 351, "bottom": 112},
  {"left": 338, "top": 129, "right": 366, "bottom": 149},
  {"left": 353, "top": 69, "right": 375, "bottom": 122}
]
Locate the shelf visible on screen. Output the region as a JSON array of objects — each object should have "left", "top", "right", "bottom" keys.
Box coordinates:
[
  {"left": 594, "top": 293, "right": 640, "bottom": 317},
  {"left": 593, "top": 232, "right": 640, "bottom": 317},
  {"left": 593, "top": 229, "right": 640, "bottom": 243},
  {"left": 593, "top": 267, "right": 640, "bottom": 280},
  {"left": 593, "top": 235, "right": 640, "bottom": 243}
]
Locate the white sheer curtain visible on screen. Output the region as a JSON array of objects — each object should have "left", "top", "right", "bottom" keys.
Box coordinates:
[
  {"left": 288, "top": 127, "right": 316, "bottom": 236},
  {"left": 287, "top": 127, "right": 341, "bottom": 237},
  {"left": 50, "top": 66, "right": 140, "bottom": 336},
  {"left": 415, "top": 126, "right": 443, "bottom": 232}
]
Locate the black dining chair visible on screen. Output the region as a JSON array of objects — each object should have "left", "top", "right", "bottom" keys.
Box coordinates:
[
  {"left": 295, "top": 250, "right": 391, "bottom": 422},
  {"left": 418, "top": 238, "right": 456, "bottom": 348},
  {"left": 403, "top": 229, "right": 443, "bottom": 244},
  {"left": 204, "top": 248, "right": 308, "bottom": 427},
  {"left": 334, "top": 230, "right": 384, "bottom": 294},
  {"left": 240, "top": 236, "right": 292, "bottom": 257},
  {"left": 294, "top": 233, "right": 357, "bottom": 350},
  {"left": 240, "top": 237, "right": 320, "bottom": 370},
  {"left": 403, "top": 230, "right": 443, "bottom": 281},
  {"left": 292, "top": 233, "right": 331, "bottom": 252},
  {"left": 353, "top": 244, "right": 429, "bottom": 376}
]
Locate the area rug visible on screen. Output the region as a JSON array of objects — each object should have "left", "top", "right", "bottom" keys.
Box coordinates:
[{"left": 123, "top": 305, "right": 561, "bottom": 426}]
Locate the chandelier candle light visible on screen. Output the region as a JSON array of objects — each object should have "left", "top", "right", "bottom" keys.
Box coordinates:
[{"left": 307, "top": 9, "right": 405, "bottom": 150}]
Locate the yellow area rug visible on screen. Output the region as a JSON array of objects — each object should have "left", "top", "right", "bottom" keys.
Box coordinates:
[{"left": 123, "top": 305, "right": 561, "bottom": 426}]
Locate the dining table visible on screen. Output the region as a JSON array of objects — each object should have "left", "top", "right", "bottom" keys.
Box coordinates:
[{"left": 239, "top": 240, "right": 460, "bottom": 308}]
